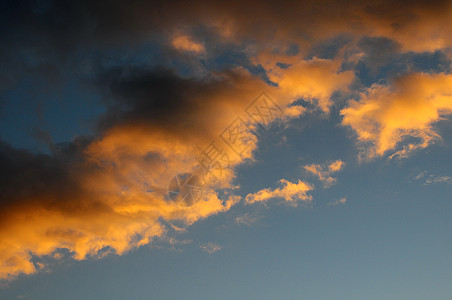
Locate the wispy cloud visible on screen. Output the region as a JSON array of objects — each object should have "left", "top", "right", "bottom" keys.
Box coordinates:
[
  {"left": 327, "top": 197, "right": 347, "bottom": 206},
  {"left": 171, "top": 34, "right": 206, "bottom": 54},
  {"left": 0, "top": 70, "right": 265, "bottom": 281},
  {"left": 304, "top": 160, "right": 345, "bottom": 188},
  {"left": 234, "top": 213, "right": 262, "bottom": 226},
  {"left": 200, "top": 242, "right": 223, "bottom": 254},
  {"left": 414, "top": 171, "right": 452, "bottom": 185},
  {"left": 150, "top": 237, "right": 193, "bottom": 252},
  {"left": 269, "top": 58, "right": 354, "bottom": 113},
  {"left": 245, "top": 179, "right": 313, "bottom": 205},
  {"left": 2, "top": 0, "right": 452, "bottom": 283}
]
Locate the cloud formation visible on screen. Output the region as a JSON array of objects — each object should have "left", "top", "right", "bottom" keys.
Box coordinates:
[
  {"left": 245, "top": 179, "right": 313, "bottom": 205},
  {"left": 171, "top": 34, "right": 206, "bottom": 54},
  {"left": 327, "top": 197, "right": 347, "bottom": 206},
  {"left": 414, "top": 171, "right": 452, "bottom": 185},
  {"left": 341, "top": 73, "right": 452, "bottom": 159},
  {"left": 200, "top": 242, "right": 223, "bottom": 254},
  {"left": 304, "top": 160, "right": 345, "bottom": 187},
  {"left": 2, "top": 0, "right": 452, "bottom": 283},
  {"left": 0, "top": 66, "right": 270, "bottom": 281},
  {"left": 3, "top": 0, "right": 452, "bottom": 92},
  {"left": 269, "top": 58, "right": 354, "bottom": 113}
]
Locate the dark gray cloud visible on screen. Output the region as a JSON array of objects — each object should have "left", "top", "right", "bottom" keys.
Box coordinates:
[{"left": 0, "top": 138, "right": 86, "bottom": 225}]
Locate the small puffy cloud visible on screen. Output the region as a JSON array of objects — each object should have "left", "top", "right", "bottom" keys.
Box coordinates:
[
  {"left": 282, "top": 104, "right": 306, "bottom": 120},
  {"left": 304, "top": 160, "right": 345, "bottom": 188},
  {"left": 171, "top": 34, "right": 206, "bottom": 54},
  {"left": 327, "top": 197, "right": 347, "bottom": 206},
  {"left": 245, "top": 179, "right": 313, "bottom": 205},
  {"left": 341, "top": 73, "right": 452, "bottom": 159},
  {"left": 200, "top": 242, "right": 222, "bottom": 254}
]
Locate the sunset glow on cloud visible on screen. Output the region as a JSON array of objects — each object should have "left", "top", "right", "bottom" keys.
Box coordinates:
[
  {"left": 245, "top": 179, "right": 313, "bottom": 205},
  {"left": 342, "top": 73, "right": 452, "bottom": 158},
  {"left": 304, "top": 160, "right": 345, "bottom": 187},
  {"left": 171, "top": 35, "right": 206, "bottom": 54},
  {"left": 1, "top": 0, "right": 452, "bottom": 298}
]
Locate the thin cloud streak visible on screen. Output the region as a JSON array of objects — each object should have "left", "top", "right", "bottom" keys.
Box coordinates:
[
  {"left": 245, "top": 179, "right": 313, "bottom": 205},
  {"left": 200, "top": 242, "right": 223, "bottom": 254},
  {"left": 327, "top": 197, "right": 347, "bottom": 206}
]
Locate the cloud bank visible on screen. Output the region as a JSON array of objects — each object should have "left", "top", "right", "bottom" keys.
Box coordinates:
[{"left": 2, "top": 0, "right": 452, "bottom": 282}]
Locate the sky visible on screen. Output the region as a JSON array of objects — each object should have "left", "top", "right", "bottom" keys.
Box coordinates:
[{"left": 1, "top": 0, "right": 452, "bottom": 299}]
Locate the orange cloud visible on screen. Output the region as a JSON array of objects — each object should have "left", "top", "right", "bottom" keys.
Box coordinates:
[
  {"left": 167, "top": 0, "right": 452, "bottom": 58},
  {"left": 341, "top": 73, "right": 452, "bottom": 159},
  {"left": 282, "top": 104, "right": 306, "bottom": 119},
  {"left": 245, "top": 179, "right": 313, "bottom": 205},
  {"left": 304, "top": 160, "right": 345, "bottom": 187},
  {"left": 4, "top": 0, "right": 452, "bottom": 284},
  {"left": 2, "top": 60, "right": 327, "bottom": 281},
  {"left": 171, "top": 34, "right": 206, "bottom": 54},
  {"left": 2, "top": 66, "right": 334, "bottom": 280},
  {"left": 270, "top": 58, "right": 354, "bottom": 113},
  {"left": 0, "top": 69, "right": 271, "bottom": 281}
]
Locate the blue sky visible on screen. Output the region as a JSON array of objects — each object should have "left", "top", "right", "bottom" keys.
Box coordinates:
[{"left": 1, "top": 1, "right": 452, "bottom": 299}]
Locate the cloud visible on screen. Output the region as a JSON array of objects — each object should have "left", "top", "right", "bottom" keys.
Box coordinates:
[
  {"left": 200, "top": 242, "right": 222, "bottom": 254},
  {"left": 234, "top": 213, "right": 262, "bottom": 226},
  {"left": 304, "top": 160, "right": 345, "bottom": 187},
  {"left": 327, "top": 197, "right": 347, "bottom": 206},
  {"left": 3, "top": 0, "right": 452, "bottom": 93},
  {"left": 245, "top": 179, "right": 313, "bottom": 205},
  {"left": 150, "top": 237, "right": 193, "bottom": 252},
  {"left": 341, "top": 73, "right": 452, "bottom": 159},
  {"left": 171, "top": 34, "right": 206, "bottom": 54},
  {"left": 281, "top": 104, "right": 306, "bottom": 119},
  {"left": 273, "top": 58, "right": 355, "bottom": 113},
  {"left": 425, "top": 176, "right": 452, "bottom": 185},
  {"left": 414, "top": 171, "right": 452, "bottom": 185},
  {"left": 0, "top": 67, "right": 268, "bottom": 281},
  {"left": 2, "top": 0, "right": 452, "bottom": 282}
]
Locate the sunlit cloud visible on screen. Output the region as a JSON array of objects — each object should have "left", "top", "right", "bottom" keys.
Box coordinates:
[
  {"left": 0, "top": 68, "right": 270, "bottom": 281},
  {"left": 304, "top": 160, "right": 345, "bottom": 188},
  {"left": 171, "top": 34, "right": 206, "bottom": 54},
  {"left": 269, "top": 58, "right": 355, "bottom": 113},
  {"left": 2, "top": 0, "right": 452, "bottom": 285},
  {"left": 281, "top": 104, "right": 306, "bottom": 119},
  {"left": 245, "top": 179, "right": 313, "bottom": 205},
  {"left": 341, "top": 73, "right": 452, "bottom": 159}
]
